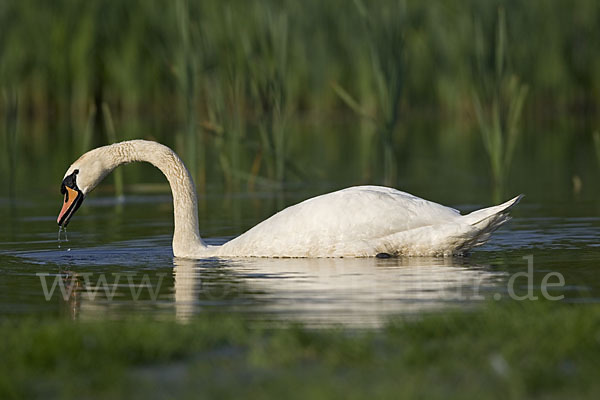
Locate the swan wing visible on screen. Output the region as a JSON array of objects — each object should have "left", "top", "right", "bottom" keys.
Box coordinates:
[{"left": 220, "top": 186, "right": 461, "bottom": 257}]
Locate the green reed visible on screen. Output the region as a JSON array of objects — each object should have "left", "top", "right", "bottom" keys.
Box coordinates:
[
  {"left": 102, "top": 103, "right": 124, "bottom": 199},
  {"left": 333, "top": 0, "right": 405, "bottom": 186},
  {"left": 472, "top": 7, "right": 528, "bottom": 200},
  {"left": 246, "top": 3, "right": 292, "bottom": 186},
  {"left": 81, "top": 104, "right": 96, "bottom": 154},
  {"left": 197, "top": 4, "right": 248, "bottom": 191},
  {"left": 2, "top": 88, "right": 19, "bottom": 198},
  {"left": 176, "top": 0, "right": 202, "bottom": 191},
  {"left": 195, "top": 2, "right": 296, "bottom": 190},
  {"left": 594, "top": 131, "right": 600, "bottom": 169},
  {"left": 1, "top": 0, "right": 600, "bottom": 190}
]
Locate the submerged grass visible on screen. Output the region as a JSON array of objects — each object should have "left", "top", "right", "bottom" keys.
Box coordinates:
[{"left": 2, "top": 300, "right": 600, "bottom": 399}]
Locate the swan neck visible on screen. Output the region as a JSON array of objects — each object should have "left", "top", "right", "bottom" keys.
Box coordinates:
[{"left": 111, "top": 140, "right": 206, "bottom": 256}]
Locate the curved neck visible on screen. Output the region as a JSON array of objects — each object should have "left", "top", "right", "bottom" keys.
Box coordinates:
[{"left": 104, "top": 140, "right": 206, "bottom": 256}]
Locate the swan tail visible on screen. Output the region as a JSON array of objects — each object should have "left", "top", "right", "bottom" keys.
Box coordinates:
[
  {"left": 462, "top": 194, "right": 524, "bottom": 226},
  {"left": 453, "top": 194, "right": 523, "bottom": 252}
]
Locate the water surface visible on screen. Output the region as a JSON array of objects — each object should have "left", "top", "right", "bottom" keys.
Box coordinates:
[{"left": 1, "top": 190, "right": 598, "bottom": 327}]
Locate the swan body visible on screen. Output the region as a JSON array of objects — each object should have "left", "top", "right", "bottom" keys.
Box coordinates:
[{"left": 58, "top": 140, "right": 522, "bottom": 258}]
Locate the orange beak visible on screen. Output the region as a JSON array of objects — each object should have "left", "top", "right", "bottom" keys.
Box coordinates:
[{"left": 57, "top": 186, "right": 84, "bottom": 226}]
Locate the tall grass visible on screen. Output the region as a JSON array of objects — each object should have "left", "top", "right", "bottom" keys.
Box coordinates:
[
  {"left": 2, "top": 301, "right": 600, "bottom": 398},
  {"left": 101, "top": 103, "right": 124, "bottom": 199},
  {"left": 176, "top": 0, "right": 202, "bottom": 190},
  {"left": 194, "top": 4, "right": 288, "bottom": 191},
  {"left": 1, "top": 0, "right": 599, "bottom": 191},
  {"left": 80, "top": 104, "right": 96, "bottom": 154},
  {"left": 2, "top": 88, "right": 19, "bottom": 198},
  {"left": 472, "top": 8, "right": 528, "bottom": 200},
  {"left": 194, "top": 2, "right": 300, "bottom": 190},
  {"left": 333, "top": 0, "right": 405, "bottom": 186},
  {"left": 594, "top": 131, "right": 600, "bottom": 169},
  {"left": 247, "top": 5, "right": 292, "bottom": 186}
]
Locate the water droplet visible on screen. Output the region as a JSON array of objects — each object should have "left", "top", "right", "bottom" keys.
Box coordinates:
[{"left": 57, "top": 226, "right": 62, "bottom": 249}]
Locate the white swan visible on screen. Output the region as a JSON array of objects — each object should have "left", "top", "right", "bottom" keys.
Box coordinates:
[{"left": 57, "top": 140, "right": 522, "bottom": 258}]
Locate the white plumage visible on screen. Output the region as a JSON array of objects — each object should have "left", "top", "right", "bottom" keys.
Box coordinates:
[{"left": 59, "top": 140, "right": 522, "bottom": 258}]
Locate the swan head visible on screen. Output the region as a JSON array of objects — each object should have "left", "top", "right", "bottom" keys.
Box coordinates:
[{"left": 57, "top": 147, "right": 114, "bottom": 227}]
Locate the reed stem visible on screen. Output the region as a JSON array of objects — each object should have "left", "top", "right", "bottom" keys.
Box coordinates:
[{"left": 102, "top": 102, "right": 124, "bottom": 200}]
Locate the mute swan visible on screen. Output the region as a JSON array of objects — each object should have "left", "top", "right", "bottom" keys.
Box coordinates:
[{"left": 57, "top": 140, "right": 522, "bottom": 258}]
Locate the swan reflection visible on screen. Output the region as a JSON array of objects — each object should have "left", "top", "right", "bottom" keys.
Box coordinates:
[
  {"left": 174, "top": 256, "right": 505, "bottom": 326},
  {"left": 35, "top": 248, "right": 504, "bottom": 326}
]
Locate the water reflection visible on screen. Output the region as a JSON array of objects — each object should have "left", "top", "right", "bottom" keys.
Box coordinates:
[
  {"left": 173, "top": 256, "right": 505, "bottom": 326},
  {"left": 15, "top": 245, "right": 505, "bottom": 326},
  {"left": 174, "top": 258, "right": 195, "bottom": 322}
]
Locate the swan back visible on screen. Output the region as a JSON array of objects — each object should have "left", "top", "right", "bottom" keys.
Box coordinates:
[{"left": 219, "top": 186, "right": 516, "bottom": 257}]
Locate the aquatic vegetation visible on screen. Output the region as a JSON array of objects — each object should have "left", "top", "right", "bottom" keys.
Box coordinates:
[
  {"left": 333, "top": 0, "right": 406, "bottom": 185},
  {"left": 233, "top": 2, "right": 294, "bottom": 186},
  {"left": 472, "top": 8, "right": 528, "bottom": 200},
  {"left": 2, "top": 88, "right": 19, "bottom": 198},
  {"left": 0, "top": 0, "right": 599, "bottom": 195},
  {"left": 1, "top": 301, "right": 599, "bottom": 398},
  {"left": 176, "top": 0, "right": 203, "bottom": 190},
  {"left": 101, "top": 103, "right": 124, "bottom": 199},
  {"left": 594, "top": 131, "right": 600, "bottom": 169}
]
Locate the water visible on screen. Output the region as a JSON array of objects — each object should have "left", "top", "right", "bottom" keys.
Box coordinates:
[
  {"left": 1, "top": 189, "right": 598, "bottom": 327},
  {"left": 57, "top": 226, "right": 68, "bottom": 249}
]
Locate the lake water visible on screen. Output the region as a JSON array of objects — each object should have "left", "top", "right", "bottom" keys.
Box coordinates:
[{"left": 1, "top": 187, "right": 599, "bottom": 327}]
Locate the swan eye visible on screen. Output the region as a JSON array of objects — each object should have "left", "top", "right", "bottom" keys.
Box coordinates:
[{"left": 61, "top": 169, "right": 80, "bottom": 193}]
